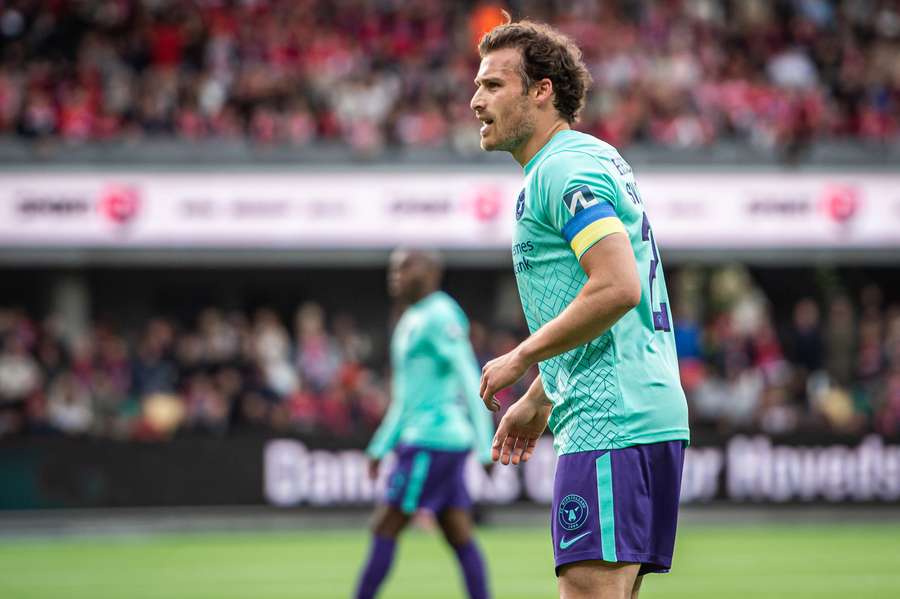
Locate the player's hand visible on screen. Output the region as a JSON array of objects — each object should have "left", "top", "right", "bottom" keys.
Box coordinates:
[
  {"left": 480, "top": 349, "right": 530, "bottom": 412},
  {"left": 367, "top": 458, "right": 380, "bottom": 480},
  {"left": 492, "top": 398, "right": 551, "bottom": 465}
]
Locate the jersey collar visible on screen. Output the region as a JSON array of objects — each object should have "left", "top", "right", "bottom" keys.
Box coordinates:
[
  {"left": 411, "top": 290, "right": 443, "bottom": 310},
  {"left": 523, "top": 129, "right": 577, "bottom": 175}
]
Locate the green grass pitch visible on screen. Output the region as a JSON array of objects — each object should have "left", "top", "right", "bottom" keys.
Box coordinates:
[{"left": 1, "top": 522, "right": 899, "bottom": 598}]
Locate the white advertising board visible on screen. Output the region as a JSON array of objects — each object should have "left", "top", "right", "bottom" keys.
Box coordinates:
[{"left": 1, "top": 172, "right": 898, "bottom": 250}]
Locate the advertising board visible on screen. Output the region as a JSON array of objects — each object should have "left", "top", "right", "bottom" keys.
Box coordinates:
[
  {"left": 2, "top": 172, "right": 898, "bottom": 250},
  {"left": 3, "top": 434, "right": 897, "bottom": 510}
]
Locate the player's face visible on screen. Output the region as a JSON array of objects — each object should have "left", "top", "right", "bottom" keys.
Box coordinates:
[
  {"left": 388, "top": 250, "right": 425, "bottom": 302},
  {"left": 471, "top": 48, "right": 536, "bottom": 153}
]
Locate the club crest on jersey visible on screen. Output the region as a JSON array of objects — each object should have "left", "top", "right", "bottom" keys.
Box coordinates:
[
  {"left": 563, "top": 185, "right": 599, "bottom": 216},
  {"left": 515, "top": 189, "right": 526, "bottom": 220},
  {"left": 557, "top": 494, "right": 589, "bottom": 531}
]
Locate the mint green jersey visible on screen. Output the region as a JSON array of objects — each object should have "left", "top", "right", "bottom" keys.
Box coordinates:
[
  {"left": 512, "top": 130, "right": 689, "bottom": 455},
  {"left": 366, "top": 291, "right": 494, "bottom": 464}
]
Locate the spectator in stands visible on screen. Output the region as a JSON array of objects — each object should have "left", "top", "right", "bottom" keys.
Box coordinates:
[
  {"left": 0, "top": 334, "right": 42, "bottom": 406},
  {"left": 826, "top": 295, "right": 856, "bottom": 386},
  {"left": 253, "top": 307, "right": 297, "bottom": 397},
  {"left": 877, "top": 370, "right": 900, "bottom": 436},
  {"left": 294, "top": 302, "right": 341, "bottom": 393},
  {"left": 197, "top": 308, "right": 242, "bottom": 365},
  {"left": 46, "top": 372, "right": 93, "bottom": 435},
  {"left": 332, "top": 312, "right": 372, "bottom": 365},
  {"left": 285, "top": 381, "right": 319, "bottom": 434},
  {"left": 692, "top": 355, "right": 763, "bottom": 433},
  {"left": 787, "top": 299, "right": 825, "bottom": 372},
  {"left": 184, "top": 373, "right": 229, "bottom": 435},
  {"left": 131, "top": 333, "right": 177, "bottom": 398}
]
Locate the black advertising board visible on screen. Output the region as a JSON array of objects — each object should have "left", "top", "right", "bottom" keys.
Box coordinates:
[{"left": 2, "top": 434, "right": 899, "bottom": 510}]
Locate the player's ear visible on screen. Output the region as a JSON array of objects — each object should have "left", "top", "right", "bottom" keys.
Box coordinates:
[{"left": 533, "top": 78, "right": 554, "bottom": 105}]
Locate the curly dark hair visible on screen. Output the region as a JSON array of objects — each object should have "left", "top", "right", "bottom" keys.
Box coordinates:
[{"left": 478, "top": 14, "right": 592, "bottom": 124}]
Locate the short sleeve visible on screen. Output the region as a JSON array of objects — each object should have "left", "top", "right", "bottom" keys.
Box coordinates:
[{"left": 539, "top": 152, "right": 626, "bottom": 260}]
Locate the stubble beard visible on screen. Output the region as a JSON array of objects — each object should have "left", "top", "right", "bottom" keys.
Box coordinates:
[{"left": 482, "top": 99, "right": 535, "bottom": 155}]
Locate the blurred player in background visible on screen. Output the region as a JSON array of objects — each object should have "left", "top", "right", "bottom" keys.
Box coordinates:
[
  {"left": 354, "top": 249, "right": 495, "bottom": 599},
  {"left": 472, "top": 15, "right": 690, "bottom": 599}
]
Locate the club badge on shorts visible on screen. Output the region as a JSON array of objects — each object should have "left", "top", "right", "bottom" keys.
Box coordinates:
[{"left": 557, "top": 494, "right": 588, "bottom": 531}]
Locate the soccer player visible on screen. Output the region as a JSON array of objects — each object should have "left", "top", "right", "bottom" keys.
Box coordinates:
[
  {"left": 354, "top": 249, "right": 494, "bottom": 599},
  {"left": 471, "top": 16, "right": 690, "bottom": 599}
]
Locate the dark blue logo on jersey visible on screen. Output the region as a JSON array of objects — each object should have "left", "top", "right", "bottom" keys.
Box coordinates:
[
  {"left": 515, "top": 189, "right": 525, "bottom": 220},
  {"left": 558, "top": 494, "right": 589, "bottom": 531},
  {"left": 612, "top": 157, "right": 632, "bottom": 176},
  {"left": 563, "top": 185, "right": 599, "bottom": 216}
]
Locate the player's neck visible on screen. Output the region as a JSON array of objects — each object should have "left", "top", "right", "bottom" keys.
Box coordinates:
[
  {"left": 512, "top": 120, "right": 570, "bottom": 168},
  {"left": 407, "top": 287, "right": 438, "bottom": 305}
]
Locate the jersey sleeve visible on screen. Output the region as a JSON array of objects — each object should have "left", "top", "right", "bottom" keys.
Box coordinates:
[
  {"left": 365, "top": 390, "right": 404, "bottom": 459},
  {"left": 429, "top": 306, "right": 495, "bottom": 464},
  {"left": 538, "top": 151, "right": 626, "bottom": 260}
]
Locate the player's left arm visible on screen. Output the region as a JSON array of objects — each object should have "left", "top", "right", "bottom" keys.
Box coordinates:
[
  {"left": 365, "top": 385, "right": 405, "bottom": 475},
  {"left": 481, "top": 156, "right": 641, "bottom": 410},
  {"left": 520, "top": 235, "right": 640, "bottom": 359}
]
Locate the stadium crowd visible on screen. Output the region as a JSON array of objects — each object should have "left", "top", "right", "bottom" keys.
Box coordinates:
[
  {"left": 0, "top": 0, "right": 897, "bottom": 155},
  {"left": 672, "top": 269, "right": 900, "bottom": 436},
  {"left": 0, "top": 302, "right": 392, "bottom": 439},
  {"left": 0, "top": 274, "right": 899, "bottom": 441}
]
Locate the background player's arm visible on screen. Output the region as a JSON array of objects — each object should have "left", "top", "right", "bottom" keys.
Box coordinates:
[
  {"left": 481, "top": 233, "right": 640, "bottom": 409},
  {"left": 434, "top": 315, "right": 494, "bottom": 464},
  {"left": 365, "top": 386, "right": 405, "bottom": 474},
  {"left": 454, "top": 342, "right": 495, "bottom": 464}
]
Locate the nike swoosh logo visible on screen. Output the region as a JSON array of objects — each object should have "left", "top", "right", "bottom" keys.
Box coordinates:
[{"left": 559, "top": 531, "right": 592, "bottom": 550}]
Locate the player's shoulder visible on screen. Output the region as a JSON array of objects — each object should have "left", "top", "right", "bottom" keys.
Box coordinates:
[
  {"left": 422, "top": 292, "right": 469, "bottom": 343},
  {"left": 533, "top": 131, "right": 627, "bottom": 185},
  {"left": 424, "top": 291, "right": 467, "bottom": 324}
]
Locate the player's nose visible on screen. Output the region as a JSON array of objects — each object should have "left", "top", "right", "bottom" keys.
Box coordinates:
[{"left": 470, "top": 90, "right": 485, "bottom": 113}]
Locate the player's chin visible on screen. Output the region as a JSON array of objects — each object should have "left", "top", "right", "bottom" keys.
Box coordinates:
[{"left": 480, "top": 136, "right": 499, "bottom": 151}]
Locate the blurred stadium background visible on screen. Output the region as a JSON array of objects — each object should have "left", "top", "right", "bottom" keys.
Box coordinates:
[{"left": 1, "top": 0, "right": 899, "bottom": 597}]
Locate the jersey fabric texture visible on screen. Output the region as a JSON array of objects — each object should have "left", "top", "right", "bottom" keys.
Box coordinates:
[
  {"left": 512, "top": 129, "right": 690, "bottom": 455},
  {"left": 366, "top": 291, "right": 494, "bottom": 464}
]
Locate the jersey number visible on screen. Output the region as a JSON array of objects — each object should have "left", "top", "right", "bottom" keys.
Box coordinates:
[
  {"left": 641, "top": 212, "right": 671, "bottom": 332},
  {"left": 625, "top": 181, "right": 670, "bottom": 331}
]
